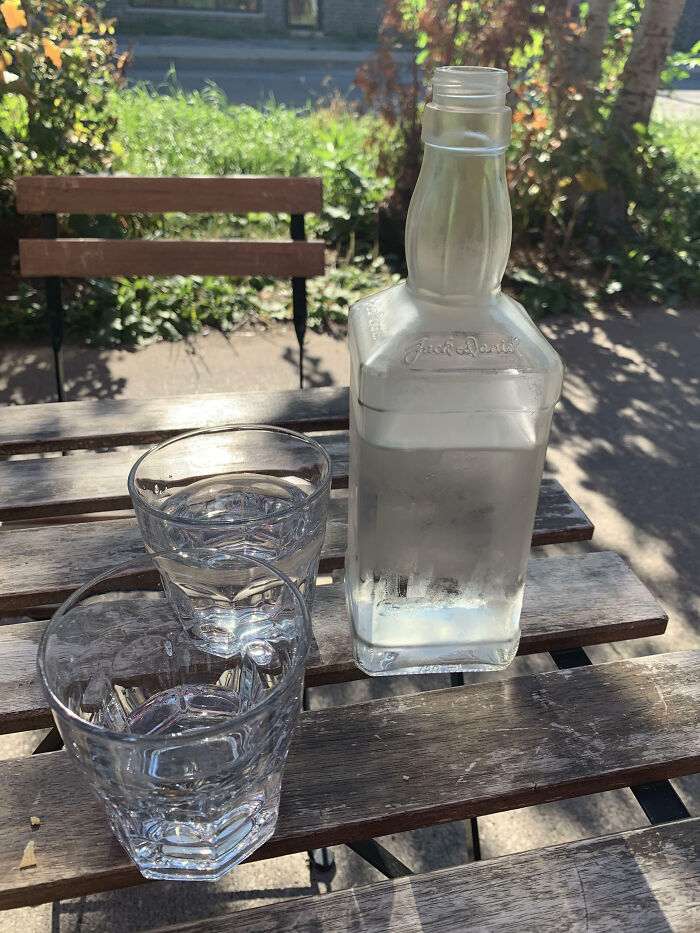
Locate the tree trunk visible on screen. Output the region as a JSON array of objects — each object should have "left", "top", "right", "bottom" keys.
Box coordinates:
[
  {"left": 611, "top": 0, "right": 687, "bottom": 136},
  {"left": 570, "top": 0, "right": 617, "bottom": 83},
  {"left": 547, "top": 0, "right": 576, "bottom": 124}
]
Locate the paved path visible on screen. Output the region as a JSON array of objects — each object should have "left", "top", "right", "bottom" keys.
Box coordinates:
[
  {"left": 2, "top": 305, "right": 699, "bottom": 931},
  {"left": 119, "top": 33, "right": 700, "bottom": 116},
  {"left": 118, "top": 34, "right": 410, "bottom": 105}
]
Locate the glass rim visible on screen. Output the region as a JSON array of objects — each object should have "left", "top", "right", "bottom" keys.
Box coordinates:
[
  {"left": 127, "top": 423, "right": 333, "bottom": 528},
  {"left": 37, "top": 551, "right": 312, "bottom": 747}
]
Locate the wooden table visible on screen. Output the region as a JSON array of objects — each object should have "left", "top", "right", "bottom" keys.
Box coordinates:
[{"left": 0, "top": 386, "right": 698, "bottom": 930}]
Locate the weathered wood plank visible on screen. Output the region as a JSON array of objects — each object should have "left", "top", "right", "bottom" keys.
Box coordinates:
[
  {"left": 0, "top": 495, "right": 347, "bottom": 611},
  {"left": 0, "top": 429, "right": 585, "bottom": 541},
  {"left": 0, "top": 552, "right": 667, "bottom": 734},
  {"left": 0, "top": 386, "right": 350, "bottom": 455},
  {"left": 0, "top": 432, "right": 350, "bottom": 521},
  {"left": 20, "top": 239, "right": 325, "bottom": 279},
  {"left": 0, "top": 650, "right": 698, "bottom": 909},
  {"left": 150, "top": 819, "right": 700, "bottom": 933},
  {"left": 15, "top": 176, "right": 324, "bottom": 215},
  {"left": 0, "top": 484, "right": 593, "bottom": 611}
]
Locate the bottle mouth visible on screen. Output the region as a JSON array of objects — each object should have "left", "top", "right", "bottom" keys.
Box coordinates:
[{"left": 431, "top": 66, "right": 509, "bottom": 111}]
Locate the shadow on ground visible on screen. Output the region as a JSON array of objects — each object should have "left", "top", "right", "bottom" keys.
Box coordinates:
[
  {"left": 542, "top": 305, "right": 700, "bottom": 653},
  {"left": 0, "top": 342, "right": 127, "bottom": 404}
]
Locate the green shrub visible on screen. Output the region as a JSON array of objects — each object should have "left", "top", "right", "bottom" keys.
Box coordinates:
[
  {"left": 0, "top": 1, "right": 123, "bottom": 203},
  {"left": 356, "top": 0, "right": 700, "bottom": 307},
  {"left": 0, "top": 259, "right": 397, "bottom": 346},
  {"left": 110, "top": 81, "right": 389, "bottom": 254},
  {"left": 0, "top": 72, "right": 394, "bottom": 345}
]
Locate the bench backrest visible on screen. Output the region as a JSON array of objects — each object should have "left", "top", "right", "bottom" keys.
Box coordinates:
[{"left": 16, "top": 175, "right": 324, "bottom": 398}]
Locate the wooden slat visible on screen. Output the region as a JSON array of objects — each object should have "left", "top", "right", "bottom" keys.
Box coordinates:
[
  {"left": 534, "top": 478, "right": 593, "bottom": 544},
  {"left": 0, "top": 431, "right": 584, "bottom": 537},
  {"left": 15, "top": 176, "right": 323, "bottom": 215},
  {"left": 0, "top": 432, "right": 350, "bottom": 521},
  {"left": 0, "top": 483, "right": 593, "bottom": 611},
  {"left": 0, "top": 386, "right": 350, "bottom": 455},
  {"left": 19, "top": 239, "right": 325, "bottom": 279},
  {"left": 150, "top": 819, "right": 700, "bottom": 933},
  {"left": 0, "top": 552, "right": 667, "bottom": 735},
  {"left": 0, "top": 495, "right": 346, "bottom": 612},
  {"left": 0, "top": 650, "right": 698, "bottom": 909}
]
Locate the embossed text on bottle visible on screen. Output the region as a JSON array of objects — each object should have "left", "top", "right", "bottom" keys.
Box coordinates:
[{"left": 403, "top": 333, "right": 521, "bottom": 369}]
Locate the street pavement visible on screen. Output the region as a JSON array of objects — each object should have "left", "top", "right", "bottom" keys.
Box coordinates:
[
  {"left": 117, "top": 35, "right": 408, "bottom": 106},
  {"left": 117, "top": 33, "right": 700, "bottom": 117}
]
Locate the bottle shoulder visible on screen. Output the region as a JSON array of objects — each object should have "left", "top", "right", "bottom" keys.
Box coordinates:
[{"left": 349, "top": 284, "right": 563, "bottom": 379}]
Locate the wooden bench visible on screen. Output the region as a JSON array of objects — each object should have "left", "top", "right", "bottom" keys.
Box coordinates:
[
  {"left": 149, "top": 819, "right": 700, "bottom": 932},
  {"left": 0, "top": 385, "right": 697, "bottom": 925},
  {"left": 15, "top": 175, "right": 325, "bottom": 398}
]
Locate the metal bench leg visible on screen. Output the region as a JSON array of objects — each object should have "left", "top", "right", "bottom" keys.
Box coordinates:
[
  {"left": 290, "top": 213, "right": 307, "bottom": 389},
  {"left": 347, "top": 839, "right": 413, "bottom": 878},
  {"left": 33, "top": 726, "right": 63, "bottom": 754},
  {"left": 41, "top": 212, "right": 65, "bottom": 403},
  {"left": 470, "top": 816, "right": 482, "bottom": 861},
  {"left": 309, "top": 846, "right": 336, "bottom": 876}
]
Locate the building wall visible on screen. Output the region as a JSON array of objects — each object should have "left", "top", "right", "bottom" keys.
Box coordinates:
[
  {"left": 107, "top": 0, "right": 383, "bottom": 38},
  {"left": 675, "top": 0, "right": 700, "bottom": 51},
  {"left": 321, "top": 0, "right": 383, "bottom": 38}
]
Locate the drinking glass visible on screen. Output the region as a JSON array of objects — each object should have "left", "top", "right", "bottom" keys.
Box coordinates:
[
  {"left": 37, "top": 552, "right": 311, "bottom": 881},
  {"left": 128, "top": 425, "right": 332, "bottom": 619}
]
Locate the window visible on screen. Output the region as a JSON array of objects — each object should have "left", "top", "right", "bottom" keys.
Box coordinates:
[
  {"left": 287, "top": 0, "right": 320, "bottom": 28},
  {"left": 131, "top": 0, "right": 261, "bottom": 11}
]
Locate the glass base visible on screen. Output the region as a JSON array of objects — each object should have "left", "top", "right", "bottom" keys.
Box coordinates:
[
  {"left": 108, "top": 792, "right": 279, "bottom": 881},
  {"left": 353, "top": 633, "right": 520, "bottom": 677}
]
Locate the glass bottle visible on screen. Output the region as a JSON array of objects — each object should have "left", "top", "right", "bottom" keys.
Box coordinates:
[{"left": 345, "top": 66, "right": 564, "bottom": 676}]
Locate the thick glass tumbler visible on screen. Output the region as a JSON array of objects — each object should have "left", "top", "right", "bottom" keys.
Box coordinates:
[
  {"left": 128, "top": 425, "right": 331, "bottom": 616},
  {"left": 37, "top": 553, "right": 311, "bottom": 881}
]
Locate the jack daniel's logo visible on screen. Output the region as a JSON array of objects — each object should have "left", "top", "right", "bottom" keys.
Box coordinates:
[{"left": 403, "top": 334, "right": 520, "bottom": 366}]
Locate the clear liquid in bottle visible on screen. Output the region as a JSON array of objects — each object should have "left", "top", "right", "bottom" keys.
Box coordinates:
[{"left": 346, "top": 67, "right": 564, "bottom": 675}]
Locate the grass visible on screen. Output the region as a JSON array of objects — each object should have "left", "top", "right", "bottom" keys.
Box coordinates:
[
  {"left": 111, "top": 80, "right": 394, "bottom": 284},
  {"left": 110, "top": 81, "right": 387, "bottom": 238},
  {"left": 2, "top": 81, "right": 697, "bottom": 347},
  {"left": 0, "top": 83, "right": 396, "bottom": 347},
  {"left": 649, "top": 116, "right": 700, "bottom": 179}
]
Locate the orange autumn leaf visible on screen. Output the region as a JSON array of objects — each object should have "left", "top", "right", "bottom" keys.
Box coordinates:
[
  {"left": 43, "top": 38, "right": 62, "bottom": 68},
  {"left": 0, "top": 0, "right": 26, "bottom": 30},
  {"left": 531, "top": 108, "right": 548, "bottom": 131}
]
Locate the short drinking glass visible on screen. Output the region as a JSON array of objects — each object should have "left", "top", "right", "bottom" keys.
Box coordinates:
[
  {"left": 128, "top": 425, "right": 332, "bottom": 620},
  {"left": 37, "top": 552, "right": 311, "bottom": 881}
]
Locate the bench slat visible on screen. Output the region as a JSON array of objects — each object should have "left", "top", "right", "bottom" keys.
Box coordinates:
[
  {"left": 15, "top": 176, "right": 324, "bottom": 215},
  {"left": 0, "top": 433, "right": 349, "bottom": 520},
  {"left": 0, "top": 387, "right": 350, "bottom": 455},
  {"left": 150, "top": 819, "right": 700, "bottom": 933},
  {"left": 20, "top": 239, "right": 325, "bottom": 279},
  {"left": 0, "top": 432, "right": 350, "bottom": 521},
  {"left": 0, "top": 497, "right": 345, "bottom": 611},
  {"left": 0, "top": 650, "right": 697, "bottom": 910},
  {"left": 0, "top": 552, "right": 667, "bottom": 734},
  {"left": 0, "top": 483, "right": 592, "bottom": 611},
  {"left": 0, "top": 432, "right": 584, "bottom": 535}
]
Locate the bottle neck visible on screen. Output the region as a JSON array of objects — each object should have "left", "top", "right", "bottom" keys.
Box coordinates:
[{"left": 405, "top": 104, "right": 512, "bottom": 305}]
